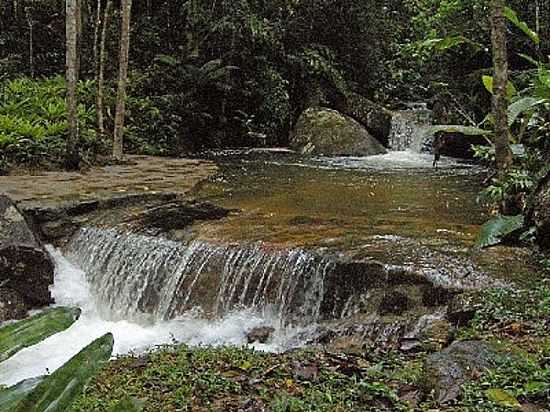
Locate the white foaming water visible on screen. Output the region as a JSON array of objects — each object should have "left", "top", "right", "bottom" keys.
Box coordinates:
[
  {"left": 0, "top": 247, "right": 311, "bottom": 387},
  {"left": 311, "top": 151, "right": 470, "bottom": 170},
  {"left": 267, "top": 151, "right": 473, "bottom": 172}
]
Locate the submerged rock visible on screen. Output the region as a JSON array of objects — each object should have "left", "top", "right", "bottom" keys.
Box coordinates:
[
  {"left": 290, "top": 107, "right": 387, "bottom": 156},
  {"left": 0, "top": 195, "right": 54, "bottom": 318},
  {"left": 132, "top": 200, "right": 231, "bottom": 233},
  {"left": 422, "top": 340, "right": 503, "bottom": 404},
  {"left": 246, "top": 326, "right": 275, "bottom": 344}
]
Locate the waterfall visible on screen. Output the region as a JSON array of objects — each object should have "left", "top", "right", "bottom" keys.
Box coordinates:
[
  {"left": 66, "top": 228, "right": 335, "bottom": 325},
  {"left": 388, "top": 104, "right": 434, "bottom": 152}
]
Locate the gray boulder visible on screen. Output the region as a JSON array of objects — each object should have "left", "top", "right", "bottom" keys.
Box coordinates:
[
  {"left": 0, "top": 195, "right": 54, "bottom": 319},
  {"left": 336, "top": 92, "right": 392, "bottom": 146},
  {"left": 291, "top": 108, "right": 387, "bottom": 156},
  {"left": 422, "top": 340, "right": 502, "bottom": 404}
]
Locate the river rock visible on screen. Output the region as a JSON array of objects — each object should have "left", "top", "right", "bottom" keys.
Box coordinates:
[
  {"left": 246, "top": 326, "right": 275, "bottom": 344},
  {"left": 0, "top": 195, "right": 54, "bottom": 313},
  {"left": 0, "top": 288, "right": 27, "bottom": 321},
  {"left": 531, "top": 171, "right": 550, "bottom": 251},
  {"left": 290, "top": 108, "right": 387, "bottom": 156},
  {"left": 422, "top": 340, "right": 502, "bottom": 404},
  {"left": 133, "top": 200, "right": 231, "bottom": 233},
  {"left": 335, "top": 92, "right": 392, "bottom": 146}
]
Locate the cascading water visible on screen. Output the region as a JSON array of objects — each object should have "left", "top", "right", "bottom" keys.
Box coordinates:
[
  {"left": 388, "top": 103, "right": 434, "bottom": 152},
  {"left": 66, "top": 227, "right": 335, "bottom": 325},
  {"left": 0, "top": 229, "right": 332, "bottom": 386}
]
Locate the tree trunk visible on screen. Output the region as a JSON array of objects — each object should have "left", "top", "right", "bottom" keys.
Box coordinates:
[
  {"left": 93, "top": 0, "right": 102, "bottom": 68},
  {"left": 65, "top": 0, "right": 80, "bottom": 170},
  {"left": 25, "top": 1, "right": 33, "bottom": 77},
  {"left": 96, "top": 0, "right": 112, "bottom": 137},
  {"left": 112, "top": 0, "right": 133, "bottom": 160},
  {"left": 75, "top": 0, "right": 82, "bottom": 77},
  {"left": 490, "top": 0, "right": 513, "bottom": 174}
]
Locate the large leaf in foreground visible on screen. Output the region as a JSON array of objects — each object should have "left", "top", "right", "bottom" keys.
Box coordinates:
[
  {"left": 0, "top": 307, "right": 81, "bottom": 362},
  {"left": 476, "top": 215, "right": 524, "bottom": 248},
  {"left": 14, "top": 333, "right": 114, "bottom": 412},
  {"left": 0, "top": 377, "right": 43, "bottom": 412},
  {"left": 427, "top": 125, "right": 492, "bottom": 136}
]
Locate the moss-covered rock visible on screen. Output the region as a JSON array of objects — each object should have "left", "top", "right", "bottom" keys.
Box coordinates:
[
  {"left": 0, "top": 307, "right": 81, "bottom": 362},
  {"left": 291, "top": 107, "right": 387, "bottom": 156}
]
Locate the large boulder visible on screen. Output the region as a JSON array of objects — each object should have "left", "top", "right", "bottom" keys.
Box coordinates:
[
  {"left": 335, "top": 92, "right": 393, "bottom": 146},
  {"left": 291, "top": 108, "right": 387, "bottom": 156},
  {"left": 531, "top": 172, "right": 550, "bottom": 251},
  {"left": 0, "top": 195, "right": 54, "bottom": 320}
]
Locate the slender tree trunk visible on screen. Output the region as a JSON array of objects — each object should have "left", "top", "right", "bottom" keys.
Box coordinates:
[
  {"left": 535, "top": 0, "right": 541, "bottom": 51},
  {"left": 65, "top": 0, "right": 80, "bottom": 170},
  {"left": 112, "top": 0, "right": 132, "bottom": 160},
  {"left": 96, "top": 0, "right": 112, "bottom": 137},
  {"left": 93, "top": 0, "right": 102, "bottom": 68},
  {"left": 75, "top": 0, "right": 82, "bottom": 77},
  {"left": 25, "top": 2, "right": 33, "bottom": 77},
  {"left": 490, "top": 0, "right": 513, "bottom": 174}
]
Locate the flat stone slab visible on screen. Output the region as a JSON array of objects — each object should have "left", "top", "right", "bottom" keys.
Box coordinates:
[{"left": 0, "top": 156, "right": 217, "bottom": 210}]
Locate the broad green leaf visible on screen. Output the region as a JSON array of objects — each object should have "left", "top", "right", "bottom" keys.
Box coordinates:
[
  {"left": 14, "top": 333, "right": 114, "bottom": 412},
  {"left": 0, "top": 307, "right": 81, "bottom": 362},
  {"left": 0, "top": 378, "right": 43, "bottom": 412},
  {"left": 427, "top": 125, "right": 491, "bottom": 136},
  {"left": 508, "top": 97, "right": 546, "bottom": 126},
  {"left": 504, "top": 7, "right": 540, "bottom": 45},
  {"left": 476, "top": 215, "right": 524, "bottom": 248},
  {"left": 482, "top": 76, "right": 517, "bottom": 99},
  {"left": 154, "top": 54, "right": 178, "bottom": 66},
  {"left": 485, "top": 388, "right": 521, "bottom": 409},
  {"left": 421, "top": 36, "right": 482, "bottom": 53}
]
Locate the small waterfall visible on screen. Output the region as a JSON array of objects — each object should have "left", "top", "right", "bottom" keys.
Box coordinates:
[
  {"left": 388, "top": 103, "right": 433, "bottom": 152},
  {"left": 66, "top": 228, "right": 335, "bottom": 325}
]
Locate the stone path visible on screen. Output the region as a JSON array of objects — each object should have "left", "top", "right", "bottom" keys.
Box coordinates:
[{"left": 0, "top": 156, "right": 217, "bottom": 209}]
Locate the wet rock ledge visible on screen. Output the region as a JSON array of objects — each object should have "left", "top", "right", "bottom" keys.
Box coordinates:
[{"left": 0, "top": 195, "right": 54, "bottom": 321}]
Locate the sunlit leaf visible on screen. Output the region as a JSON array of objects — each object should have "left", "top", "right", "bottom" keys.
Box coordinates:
[{"left": 476, "top": 215, "right": 524, "bottom": 248}]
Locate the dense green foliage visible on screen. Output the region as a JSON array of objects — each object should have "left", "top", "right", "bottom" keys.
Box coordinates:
[{"left": 0, "top": 1, "right": 548, "bottom": 159}]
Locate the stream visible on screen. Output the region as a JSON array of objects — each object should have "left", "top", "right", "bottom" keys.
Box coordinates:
[{"left": 0, "top": 112, "right": 536, "bottom": 388}]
